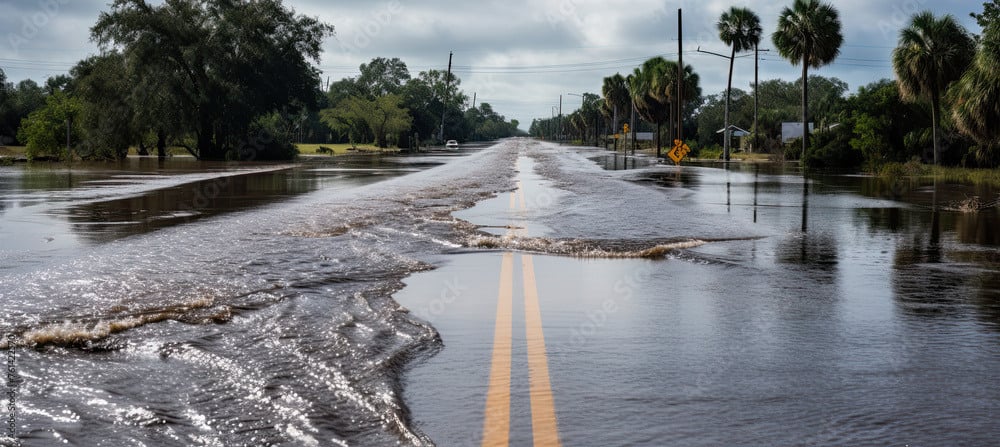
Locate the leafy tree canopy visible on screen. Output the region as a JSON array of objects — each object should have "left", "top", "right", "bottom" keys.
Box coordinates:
[{"left": 91, "top": 0, "right": 334, "bottom": 160}]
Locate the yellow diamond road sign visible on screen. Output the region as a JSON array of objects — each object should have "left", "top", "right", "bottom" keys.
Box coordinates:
[{"left": 668, "top": 139, "right": 691, "bottom": 164}]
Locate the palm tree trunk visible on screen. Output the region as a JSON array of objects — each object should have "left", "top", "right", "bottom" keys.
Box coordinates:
[
  {"left": 931, "top": 89, "right": 941, "bottom": 165},
  {"left": 613, "top": 107, "right": 619, "bottom": 152},
  {"left": 801, "top": 56, "right": 810, "bottom": 160},
  {"left": 725, "top": 46, "right": 736, "bottom": 161},
  {"left": 656, "top": 122, "right": 662, "bottom": 159}
]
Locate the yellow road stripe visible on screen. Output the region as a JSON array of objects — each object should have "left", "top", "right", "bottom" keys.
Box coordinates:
[
  {"left": 522, "top": 254, "right": 561, "bottom": 446},
  {"left": 484, "top": 172, "right": 560, "bottom": 446},
  {"left": 481, "top": 252, "right": 514, "bottom": 447},
  {"left": 518, "top": 183, "right": 527, "bottom": 212}
]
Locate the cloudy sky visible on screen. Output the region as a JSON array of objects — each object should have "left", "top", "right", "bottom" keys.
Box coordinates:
[{"left": 0, "top": 0, "right": 987, "bottom": 129}]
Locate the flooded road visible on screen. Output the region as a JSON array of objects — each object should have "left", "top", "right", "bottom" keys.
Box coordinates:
[{"left": 2, "top": 140, "right": 1000, "bottom": 446}]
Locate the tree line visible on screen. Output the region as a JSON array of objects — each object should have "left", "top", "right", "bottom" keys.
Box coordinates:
[
  {"left": 320, "top": 56, "right": 522, "bottom": 150},
  {"left": 0, "top": 0, "right": 520, "bottom": 162},
  {"left": 531, "top": 0, "right": 1000, "bottom": 170}
]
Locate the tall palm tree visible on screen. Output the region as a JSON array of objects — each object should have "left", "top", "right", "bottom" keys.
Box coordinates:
[
  {"left": 649, "top": 61, "right": 701, "bottom": 147},
  {"left": 627, "top": 57, "right": 702, "bottom": 158},
  {"left": 950, "top": 20, "right": 1000, "bottom": 165},
  {"left": 772, "top": 0, "right": 843, "bottom": 159},
  {"left": 602, "top": 73, "right": 629, "bottom": 147},
  {"left": 893, "top": 11, "right": 975, "bottom": 165},
  {"left": 718, "top": 7, "right": 762, "bottom": 161},
  {"left": 630, "top": 58, "right": 673, "bottom": 158}
]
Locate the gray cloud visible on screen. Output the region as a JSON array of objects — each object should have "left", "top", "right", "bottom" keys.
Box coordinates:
[{"left": 0, "top": 0, "right": 987, "bottom": 129}]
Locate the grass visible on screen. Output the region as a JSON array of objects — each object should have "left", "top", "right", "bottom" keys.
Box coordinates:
[
  {"left": 119, "top": 143, "right": 394, "bottom": 157},
  {"left": 879, "top": 160, "right": 1000, "bottom": 187},
  {"left": 931, "top": 165, "right": 1000, "bottom": 186},
  {"left": 0, "top": 146, "right": 27, "bottom": 157},
  {"left": 126, "top": 146, "right": 192, "bottom": 156},
  {"left": 295, "top": 143, "right": 394, "bottom": 155}
]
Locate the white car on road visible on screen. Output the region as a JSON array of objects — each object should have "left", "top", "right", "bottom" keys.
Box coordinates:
[{"left": 445, "top": 140, "right": 459, "bottom": 150}]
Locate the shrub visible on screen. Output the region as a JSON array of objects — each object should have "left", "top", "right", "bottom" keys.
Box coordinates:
[
  {"left": 16, "top": 92, "right": 81, "bottom": 161},
  {"left": 784, "top": 138, "right": 803, "bottom": 161},
  {"left": 803, "top": 125, "right": 862, "bottom": 169}
]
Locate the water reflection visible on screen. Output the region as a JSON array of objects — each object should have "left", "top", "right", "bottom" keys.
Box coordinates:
[
  {"left": 588, "top": 153, "right": 649, "bottom": 171},
  {"left": 799, "top": 179, "right": 807, "bottom": 233},
  {"left": 631, "top": 168, "right": 702, "bottom": 190},
  {"left": 0, "top": 155, "right": 446, "bottom": 247},
  {"left": 776, "top": 232, "right": 839, "bottom": 283},
  {"left": 954, "top": 208, "right": 1000, "bottom": 246},
  {"left": 752, "top": 165, "right": 759, "bottom": 223},
  {"left": 973, "top": 273, "right": 1000, "bottom": 328},
  {"left": 61, "top": 170, "right": 319, "bottom": 242}
]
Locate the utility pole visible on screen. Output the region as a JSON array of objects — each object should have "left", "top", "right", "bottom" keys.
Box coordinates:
[
  {"left": 558, "top": 94, "right": 563, "bottom": 143},
  {"left": 753, "top": 47, "right": 770, "bottom": 154},
  {"left": 677, "top": 8, "right": 684, "bottom": 141},
  {"left": 698, "top": 46, "right": 746, "bottom": 161},
  {"left": 551, "top": 106, "right": 557, "bottom": 141},
  {"left": 472, "top": 92, "right": 476, "bottom": 110},
  {"left": 754, "top": 44, "right": 759, "bottom": 154},
  {"left": 439, "top": 51, "right": 453, "bottom": 143},
  {"left": 677, "top": 8, "right": 683, "bottom": 143}
]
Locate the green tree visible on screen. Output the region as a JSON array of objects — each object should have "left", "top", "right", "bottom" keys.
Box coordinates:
[
  {"left": 357, "top": 57, "right": 411, "bottom": 98},
  {"left": 772, "top": 0, "right": 844, "bottom": 159},
  {"left": 628, "top": 58, "right": 699, "bottom": 158},
  {"left": 576, "top": 92, "right": 604, "bottom": 146},
  {"left": 0, "top": 69, "right": 11, "bottom": 143},
  {"left": 696, "top": 89, "right": 751, "bottom": 150},
  {"left": 44, "top": 75, "right": 73, "bottom": 95},
  {"left": 971, "top": 1, "right": 1000, "bottom": 33},
  {"left": 950, "top": 12, "right": 1000, "bottom": 164},
  {"left": 398, "top": 69, "right": 466, "bottom": 144},
  {"left": 718, "top": 7, "right": 762, "bottom": 161},
  {"left": 629, "top": 59, "right": 671, "bottom": 157},
  {"left": 322, "top": 94, "right": 412, "bottom": 148},
  {"left": 91, "top": 0, "right": 333, "bottom": 160},
  {"left": 17, "top": 91, "right": 82, "bottom": 160},
  {"left": 850, "top": 113, "right": 890, "bottom": 169},
  {"left": 602, "top": 74, "right": 630, "bottom": 136},
  {"left": 849, "top": 79, "right": 928, "bottom": 163},
  {"left": 892, "top": 11, "right": 975, "bottom": 165},
  {"left": 1, "top": 80, "right": 46, "bottom": 144},
  {"left": 71, "top": 52, "right": 134, "bottom": 160}
]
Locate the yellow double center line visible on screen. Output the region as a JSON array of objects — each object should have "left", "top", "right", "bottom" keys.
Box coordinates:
[{"left": 482, "top": 181, "right": 561, "bottom": 447}]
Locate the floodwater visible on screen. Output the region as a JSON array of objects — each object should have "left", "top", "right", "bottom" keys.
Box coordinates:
[{"left": 2, "top": 140, "right": 999, "bottom": 446}]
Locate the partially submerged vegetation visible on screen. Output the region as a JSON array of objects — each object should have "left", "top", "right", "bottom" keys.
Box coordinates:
[
  {"left": 2, "top": 1, "right": 998, "bottom": 170},
  {"left": 530, "top": 1, "right": 1000, "bottom": 173},
  {"left": 0, "top": 1, "right": 521, "bottom": 163}
]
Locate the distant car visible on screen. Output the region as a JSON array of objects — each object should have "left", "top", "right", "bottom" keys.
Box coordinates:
[{"left": 445, "top": 140, "right": 459, "bottom": 150}]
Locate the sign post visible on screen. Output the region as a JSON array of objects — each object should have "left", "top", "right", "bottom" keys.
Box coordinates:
[{"left": 622, "top": 124, "right": 629, "bottom": 153}]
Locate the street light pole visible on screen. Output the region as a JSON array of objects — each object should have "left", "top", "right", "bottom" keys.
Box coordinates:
[{"left": 551, "top": 106, "right": 558, "bottom": 141}]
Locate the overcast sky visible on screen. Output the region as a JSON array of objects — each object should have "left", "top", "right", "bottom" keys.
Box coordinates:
[{"left": 0, "top": 0, "right": 987, "bottom": 129}]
